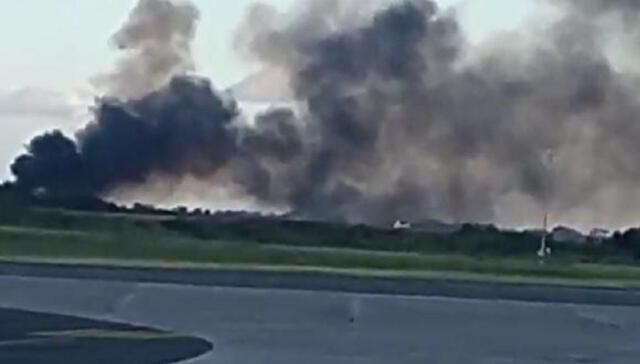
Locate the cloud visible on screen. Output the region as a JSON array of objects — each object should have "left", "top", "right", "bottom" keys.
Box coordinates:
[{"left": 0, "top": 88, "right": 76, "bottom": 118}]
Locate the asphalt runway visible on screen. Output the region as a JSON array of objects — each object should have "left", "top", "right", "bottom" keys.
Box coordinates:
[
  {"left": 0, "top": 307, "right": 212, "bottom": 364},
  {"left": 2, "top": 261, "right": 640, "bottom": 306},
  {"left": 1, "top": 263, "right": 640, "bottom": 364}
]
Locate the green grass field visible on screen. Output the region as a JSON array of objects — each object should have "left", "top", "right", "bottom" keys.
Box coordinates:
[{"left": 1, "top": 224, "right": 640, "bottom": 287}]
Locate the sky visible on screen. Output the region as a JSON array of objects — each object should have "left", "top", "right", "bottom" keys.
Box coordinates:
[
  {"left": 0, "top": 0, "right": 537, "bottom": 92},
  {"left": 0, "top": 0, "right": 538, "bottom": 179}
]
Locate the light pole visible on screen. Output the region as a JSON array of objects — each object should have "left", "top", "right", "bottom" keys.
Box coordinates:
[
  {"left": 537, "top": 150, "right": 554, "bottom": 260},
  {"left": 537, "top": 213, "right": 550, "bottom": 258}
]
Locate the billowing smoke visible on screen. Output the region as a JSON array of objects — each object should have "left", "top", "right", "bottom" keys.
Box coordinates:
[
  {"left": 94, "top": 0, "right": 199, "bottom": 98},
  {"left": 11, "top": 76, "right": 238, "bottom": 194},
  {"left": 563, "top": 0, "right": 640, "bottom": 14},
  {"left": 229, "top": 0, "right": 640, "bottom": 227},
  {"left": 11, "top": 0, "right": 640, "bottom": 229}
]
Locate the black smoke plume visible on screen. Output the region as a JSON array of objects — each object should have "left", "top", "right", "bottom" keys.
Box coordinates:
[
  {"left": 12, "top": 77, "right": 238, "bottom": 194},
  {"left": 11, "top": 0, "right": 640, "bottom": 229}
]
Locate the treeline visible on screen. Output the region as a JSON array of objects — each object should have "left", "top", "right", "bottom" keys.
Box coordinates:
[
  {"left": 1, "top": 182, "right": 120, "bottom": 213},
  {"left": 1, "top": 181, "right": 639, "bottom": 263},
  {"left": 0, "top": 182, "right": 175, "bottom": 216},
  {"left": 163, "top": 216, "right": 626, "bottom": 263}
]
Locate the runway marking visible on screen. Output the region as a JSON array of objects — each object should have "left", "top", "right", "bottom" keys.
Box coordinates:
[
  {"left": 0, "top": 328, "right": 181, "bottom": 347},
  {"left": 0, "top": 338, "right": 64, "bottom": 347},
  {"left": 33, "top": 328, "right": 184, "bottom": 340}
]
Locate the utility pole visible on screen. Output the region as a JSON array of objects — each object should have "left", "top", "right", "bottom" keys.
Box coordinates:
[
  {"left": 537, "top": 150, "right": 554, "bottom": 261},
  {"left": 537, "top": 213, "right": 550, "bottom": 259}
]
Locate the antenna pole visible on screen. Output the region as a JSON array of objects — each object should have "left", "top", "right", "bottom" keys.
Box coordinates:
[
  {"left": 538, "top": 213, "right": 549, "bottom": 260},
  {"left": 537, "top": 150, "right": 554, "bottom": 261}
]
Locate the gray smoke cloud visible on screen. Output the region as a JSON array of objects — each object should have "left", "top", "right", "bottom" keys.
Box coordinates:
[
  {"left": 12, "top": 0, "right": 640, "bottom": 230},
  {"left": 231, "top": 0, "right": 640, "bottom": 228},
  {"left": 94, "top": 0, "right": 200, "bottom": 98},
  {"left": 562, "top": 0, "right": 640, "bottom": 14}
]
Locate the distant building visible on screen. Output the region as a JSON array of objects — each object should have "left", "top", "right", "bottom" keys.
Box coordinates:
[
  {"left": 32, "top": 187, "right": 47, "bottom": 198},
  {"left": 393, "top": 220, "right": 412, "bottom": 230},
  {"left": 551, "top": 226, "right": 586, "bottom": 244},
  {"left": 589, "top": 228, "right": 610, "bottom": 243},
  {"left": 412, "top": 219, "right": 461, "bottom": 234}
]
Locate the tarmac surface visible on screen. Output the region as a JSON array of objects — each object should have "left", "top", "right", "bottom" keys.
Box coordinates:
[
  {"left": 1, "top": 262, "right": 640, "bottom": 363},
  {"left": 0, "top": 307, "right": 212, "bottom": 364},
  {"left": 2, "top": 261, "right": 640, "bottom": 306}
]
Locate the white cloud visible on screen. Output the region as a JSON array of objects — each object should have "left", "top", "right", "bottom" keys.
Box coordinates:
[{"left": 0, "top": 87, "right": 76, "bottom": 118}]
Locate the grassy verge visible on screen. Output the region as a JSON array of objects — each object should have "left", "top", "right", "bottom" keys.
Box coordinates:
[{"left": 1, "top": 225, "right": 640, "bottom": 287}]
